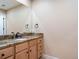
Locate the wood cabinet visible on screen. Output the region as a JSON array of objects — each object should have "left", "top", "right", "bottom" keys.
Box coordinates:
[
  {"left": 15, "top": 42, "right": 28, "bottom": 59},
  {"left": 29, "top": 45, "right": 37, "bottom": 59},
  {"left": 6, "top": 56, "right": 14, "bottom": 59},
  {"left": 0, "top": 47, "right": 14, "bottom": 59},
  {"left": 0, "top": 37, "right": 43, "bottom": 59},
  {"left": 29, "top": 40, "right": 37, "bottom": 59},
  {"left": 15, "top": 42, "right": 28, "bottom": 53},
  {"left": 16, "top": 50, "right": 28, "bottom": 59}
]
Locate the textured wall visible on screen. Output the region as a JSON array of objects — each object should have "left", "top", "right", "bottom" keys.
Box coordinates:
[{"left": 31, "top": 0, "right": 78, "bottom": 59}]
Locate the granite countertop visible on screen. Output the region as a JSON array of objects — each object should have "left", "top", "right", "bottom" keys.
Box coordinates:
[{"left": 0, "top": 35, "right": 43, "bottom": 49}]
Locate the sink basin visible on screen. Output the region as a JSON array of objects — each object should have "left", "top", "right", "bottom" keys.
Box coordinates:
[
  {"left": 0, "top": 41, "right": 9, "bottom": 45},
  {"left": 15, "top": 38, "right": 28, "bottom": 41},
  {"left": 0, "top": 38, "right": 28, "bottom": 45},
  {"left": 0, "top": 40, "right": 13, "bottom": 45}
]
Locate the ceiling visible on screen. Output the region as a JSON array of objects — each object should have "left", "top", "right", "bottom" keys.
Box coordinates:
[{"left": 0, "top": 0, "right": 22, "bottom": 10}]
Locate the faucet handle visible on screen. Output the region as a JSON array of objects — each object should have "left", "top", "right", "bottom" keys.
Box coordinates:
[{"left": 11, "top": 32, "right": 15, "bottom": 39}]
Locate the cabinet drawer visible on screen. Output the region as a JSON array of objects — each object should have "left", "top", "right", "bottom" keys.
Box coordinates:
[
  {"left": 0, "top": 47, "right": 14, "bottom": 59},
  {"left": 38, "top": 51, "right": 42, "bottom": 58},
  {"left": 37, "top": 38, "right": 43, "bottom": 44},
  {"left": 38, "top": 44, "right": 43, "bottom": 51},
  {"left": 16, "top": 49, "right": 28, "bottom": 59},
  {"left": 16, "top": 42, "right": 28, "bottom": 53},
  {"left": 29, "top": 40, "right": 37, "bottom": 47}
]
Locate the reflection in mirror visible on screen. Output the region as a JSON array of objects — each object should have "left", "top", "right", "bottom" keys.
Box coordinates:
[
  {"left": 0, "top": 10, "right": 6, "bottom": 35},
  {"left": 0, "top": 0, "right": 32, "bottom": 35}
]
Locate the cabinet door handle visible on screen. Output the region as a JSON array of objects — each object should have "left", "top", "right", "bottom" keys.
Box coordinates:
[
  {"left": 1, "top": 54, "right": 5, "bottom": 57},
  {"left": 40, "top": 40, "right": 41, "bottom": 41},
  {"left": 39, "top": 56, "right": 42, "bottom": 59},
  {"left": 30, "top": 50, "right": 31, "bottom": 52},
  {"left": 27, "top": 51, "right": 29, "bottom": 54}
]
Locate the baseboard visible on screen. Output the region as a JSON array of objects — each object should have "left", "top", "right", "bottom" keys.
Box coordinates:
[{"left": 43, "top": 54, "right": 59, "bottom": 59}]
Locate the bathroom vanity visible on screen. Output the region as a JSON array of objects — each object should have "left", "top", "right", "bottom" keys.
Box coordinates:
[
  {"left": 0, "top": 1, "right": 43, "bottom": 59},
  {"left": 0, "top": 34, "right": 43, "bottom": 59}
]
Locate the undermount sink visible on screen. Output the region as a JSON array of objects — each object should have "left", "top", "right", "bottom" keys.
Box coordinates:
[
  {"left": 0, "top": 40, "right": 14, "bottom": 45},
  {"left": 15, "top": 38, "right": 28, "bottom": 41},
  {"left": 0, "top": 38, "right": 28, "bottom": 45},
  {"left": 0, "top": 41, "right": 9, "bottom": 45}
]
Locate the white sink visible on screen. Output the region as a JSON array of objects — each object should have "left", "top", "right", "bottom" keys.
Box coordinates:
[
  {"left": 15, "top": 38, "right": 28, "bottom": 41},
  {"left": 0, "top": 41, "right": 8, "bottom": 45},
  {"left": 0, "top": 38, "right": 28, "bottom": 45}
]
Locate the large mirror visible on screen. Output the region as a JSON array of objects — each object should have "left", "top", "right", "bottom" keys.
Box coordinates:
[{"left": 0, "top": 0, "right": 32, "bottom": 35}]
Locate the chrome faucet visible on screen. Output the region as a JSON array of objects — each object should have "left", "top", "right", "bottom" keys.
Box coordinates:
[{"left": 11, "top": 32, "right": 15, "bottom": 39}]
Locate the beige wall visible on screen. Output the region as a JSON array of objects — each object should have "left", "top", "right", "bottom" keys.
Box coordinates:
[
  {"left": 6, "top": 0, "right": 78, "bottom": 59},
  {"left": 31, "top": 0, "right": 78, "bottom": 59},
  {"left": 7, "top": 5, "right": 32, "bottom": 34}
]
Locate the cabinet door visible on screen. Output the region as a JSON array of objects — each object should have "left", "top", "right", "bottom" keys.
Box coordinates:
[
  {"left": 16, "top": 50, "right": 28, "bottom": 59},
  {"left": 6, "top": 56, "right": 14, "bottom": 59},
  {"left": 0, "top": 47, "right": 14, "bottom": 59},
  {"left": 29, "top": 45, "right": 37, "bottom": 59}
]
